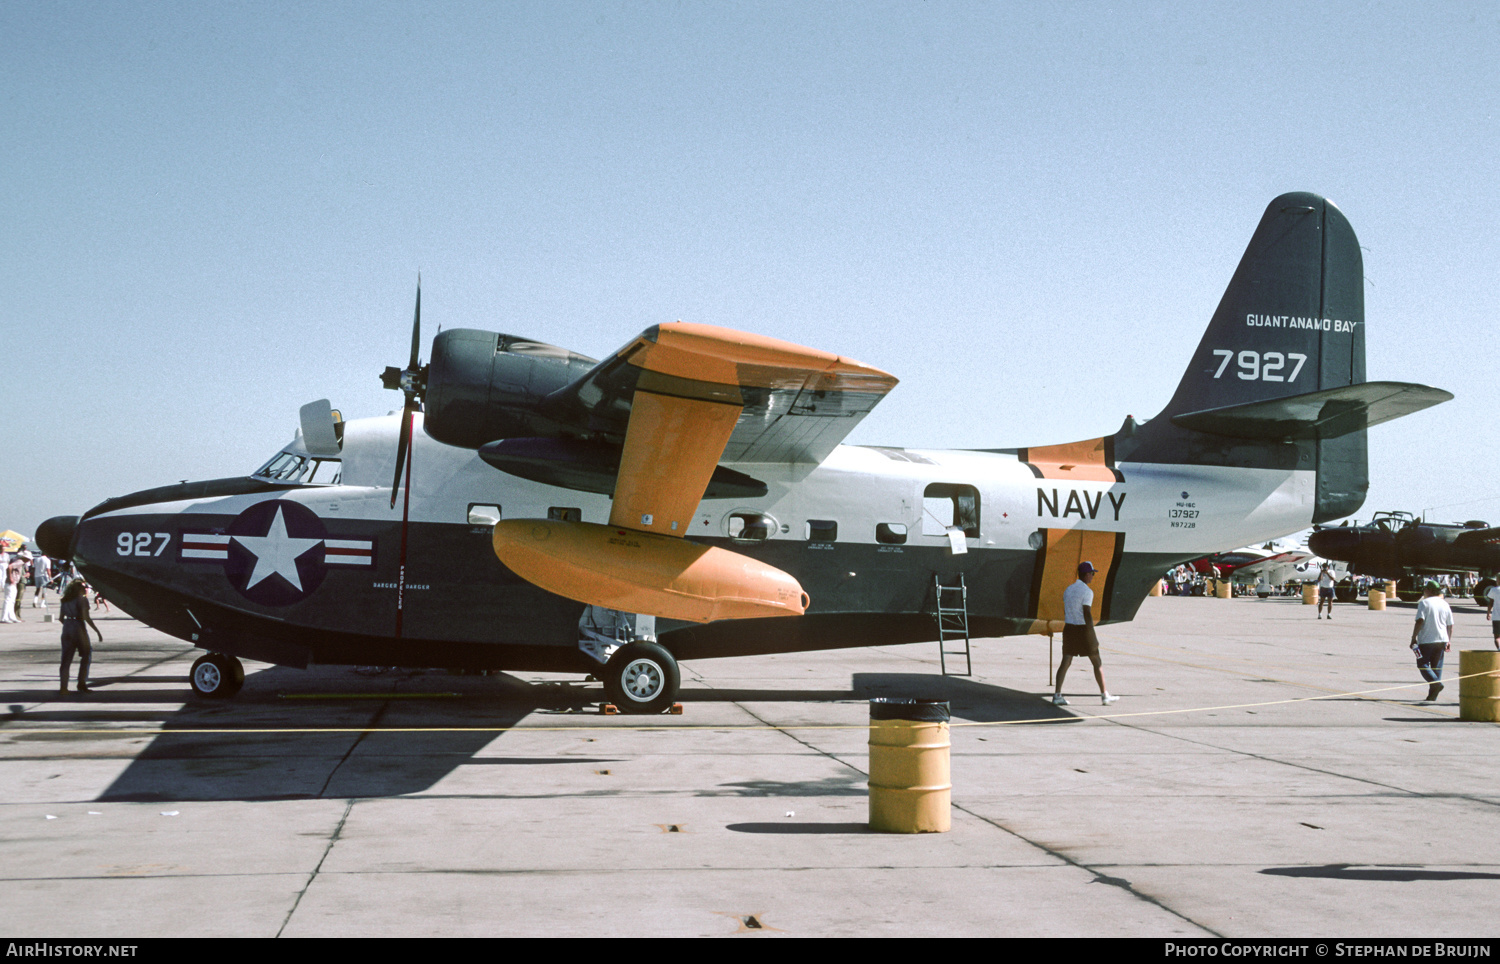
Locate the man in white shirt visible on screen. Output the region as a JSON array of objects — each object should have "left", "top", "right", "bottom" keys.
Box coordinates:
[
  {"left": 1411, "top": 581, "right": 1455, "bottom": 703},
  {"left": 29, "top": 553, "right": 50, "bottom": 609},
  {"left": 1482, "top": 581, "right": 1500, "bottom": 650},
  {"left": 1052, "top": 561, "right": 1119, "bottom": 707},
  {"left": 1316, "top": 564, "right": 1336, "bottom": 619}
]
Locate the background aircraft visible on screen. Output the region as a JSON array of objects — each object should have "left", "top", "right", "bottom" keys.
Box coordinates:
[
  {"left": 38, "top": 193, "right": 1450, "bottom": 711},
  {"left": 1308, "top": 511, "right": 1499, "bottom": 602}
]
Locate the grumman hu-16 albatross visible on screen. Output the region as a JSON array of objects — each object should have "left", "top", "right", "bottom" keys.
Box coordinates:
[{"left": 38, "top": 193, "right": 1451, "bottom": 712}]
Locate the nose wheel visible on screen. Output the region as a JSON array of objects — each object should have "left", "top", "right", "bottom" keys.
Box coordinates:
[
  {"left": 190, "top": 653, "right": 245, "bottom": 698},
  {"left": 603, "top": 641, "right": 680, "bottom": 714}
]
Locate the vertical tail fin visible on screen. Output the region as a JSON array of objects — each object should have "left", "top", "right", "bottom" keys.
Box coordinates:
[
  {"left": 1162, "top": 192, "right": 1365, "bottom": 418},
  {"left": 1128, "top": 193, "right": 1370, "bottom": 522}
]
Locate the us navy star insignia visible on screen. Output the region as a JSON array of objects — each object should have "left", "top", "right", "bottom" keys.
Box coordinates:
[{"left": 231, "top": 506, "right": 322, "bottom": 590}]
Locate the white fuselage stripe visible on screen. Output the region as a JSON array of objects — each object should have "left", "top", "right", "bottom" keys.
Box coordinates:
[{"left": 99, "top": 413, "right": 1318, "bottom": 565}]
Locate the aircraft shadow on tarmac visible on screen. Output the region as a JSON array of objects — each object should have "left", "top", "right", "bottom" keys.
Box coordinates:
[
  {"left": 726, "top": 822, "right": 873, "bottom": 834},
  {"left": 79, "top": 664, "right": 608, "bottom": 804},
  {"left": 7, "top": 664, "right": 1066, "bottom": 805},
  {"left": 1261, "top": 864, "right": 1500, "bottom": 882},
  {"left": 691, "top": 672, "right": 1073, "bottom": 726}
]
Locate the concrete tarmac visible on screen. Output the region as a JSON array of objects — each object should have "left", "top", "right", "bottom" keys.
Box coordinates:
[{"left": 1, "top": 593, "right": 1497, "bottom": 938}]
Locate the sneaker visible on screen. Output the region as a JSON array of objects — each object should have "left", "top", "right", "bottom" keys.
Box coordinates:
[
  {"left": 1051, "top": 693, "right": 1069, "bottom": 705},
  {"left": 1102, "top": 693, "right": 1120, "bottom": 705},
  {"left": 1426, "top": 682, "right": 1443, "bottom": 702},
  {"left": 76, "top": 682, "right": 89, "bottom": 694}
]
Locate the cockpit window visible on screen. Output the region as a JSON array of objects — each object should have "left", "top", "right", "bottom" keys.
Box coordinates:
[{"left": 253, "top": 452, "right": 342, "bottom": 485}]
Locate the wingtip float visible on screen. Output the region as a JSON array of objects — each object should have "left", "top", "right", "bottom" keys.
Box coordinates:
[{"left": 492, "top": 519, "right": 808, "bottom": 623}]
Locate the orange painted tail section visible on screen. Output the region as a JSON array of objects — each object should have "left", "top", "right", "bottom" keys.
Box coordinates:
[{"left": 1017, "top": 436, "right": 1121, "bottom": 483}]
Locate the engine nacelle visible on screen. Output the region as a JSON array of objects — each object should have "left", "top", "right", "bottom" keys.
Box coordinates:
[{"left": 423, "top": 329, "right": 597, "bottom": 449}]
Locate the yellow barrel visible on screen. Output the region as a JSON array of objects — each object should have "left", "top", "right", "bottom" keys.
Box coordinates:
[
  {"left": 1368, "top": 588, "right": 1385, "bottom": 610},
  {"left": 1459, "top": 650, "right": 1500, "bottom": 722},
  {"left": 1302, "top": 583, "right": 1317, "bottom": 605},
  {"left": 1215, "top": 580, "right": 1232, "bottom": 599},
  {"left": 869, "top": 699, "right": 951, "bottom": 833}
]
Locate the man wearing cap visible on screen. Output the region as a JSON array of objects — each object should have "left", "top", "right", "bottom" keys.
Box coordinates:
[
  {"left": 1411, "top": 581, "right": 1455, "bottom": 703},
  {"left": 1053, "top": 561, "right": 1119, "bottom": 706},
  {"left": 1316, "top": 563, "right": 1337, "bottom": 619}
]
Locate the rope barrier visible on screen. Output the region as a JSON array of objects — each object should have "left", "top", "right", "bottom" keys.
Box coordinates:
[{"left": 1, "top": 668, "right": 1492, "bottom": 736}]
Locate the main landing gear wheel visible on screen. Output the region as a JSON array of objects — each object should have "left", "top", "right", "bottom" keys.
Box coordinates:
[
  {"left": 603, "top": 641, "right": 680, "bottom": 714},
  {"left": 190, "top": 653, "right": 245, "bottom": 698},
  {"left": 1474, "top": 578, "right": 1496, "bottom": 608}
]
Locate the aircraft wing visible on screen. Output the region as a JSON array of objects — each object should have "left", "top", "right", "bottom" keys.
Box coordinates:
[
  {"left": 1231, "top": 548, "right": 1310, "bottom": 578},
  {"left": 548, "top": 322, "right": 898, "bottom": 536}
]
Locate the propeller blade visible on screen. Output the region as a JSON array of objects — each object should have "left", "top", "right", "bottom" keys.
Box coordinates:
[
  {"left": 409, "top": 278, "right": 422, "bottom": 371},
  {"left": 384, "top": 277, "right": 427, "bottom": 507},
  {"left": 390, "top": 401, "right": 414, "bottom": 508}
]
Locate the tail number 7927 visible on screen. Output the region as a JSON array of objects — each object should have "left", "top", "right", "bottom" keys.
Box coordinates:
[{"left": 1212, "top": 350, "right": 1307, "bottom": 382}]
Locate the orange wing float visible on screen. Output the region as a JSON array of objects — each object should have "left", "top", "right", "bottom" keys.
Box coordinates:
[
  {"left": 491, "top": 322, "right": 898, "bottom": 623},
  {"left": 493, "top": 520, "right": 809, "bottom": 622}
]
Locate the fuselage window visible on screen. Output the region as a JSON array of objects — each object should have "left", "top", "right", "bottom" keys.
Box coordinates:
[
  {"left": 922, "top": 483, "right": 980, "bottom": 539},
  {"left": 806, "top": 520, "right": 837, "bottom": 543},
  {"left": 468, "top": 504, "right": 502, "bottom": 525},
  {"left": 548, "top": 507, "right": 582, "bottom": 522},
  {"left": 727, "top": 512, "right": 775, "bottom": 542},
  {"left": 876, "top": 522, "right": 908, "bottom": 545}
]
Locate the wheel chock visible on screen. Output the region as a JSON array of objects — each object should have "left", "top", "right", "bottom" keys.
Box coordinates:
[{"left": 598, "top": 702, "right": 681, "bottom": 715}]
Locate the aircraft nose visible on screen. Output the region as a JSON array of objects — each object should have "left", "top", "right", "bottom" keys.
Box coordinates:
[
  {"left": 36, "top": 516, "right": 79, "bottom": 560},
  {"left": 1307, "top": 527, "right": 1357, "bottom": 558}
]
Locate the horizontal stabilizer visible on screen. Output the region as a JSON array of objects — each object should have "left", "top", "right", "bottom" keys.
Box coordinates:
[{"left": 1170, "top": 381, "right": 1451, "bottom": 440}]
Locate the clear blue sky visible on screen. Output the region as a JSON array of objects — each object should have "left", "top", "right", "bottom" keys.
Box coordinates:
[{"left": 4, "top": 1, "right": 1497, "bottom": 540}]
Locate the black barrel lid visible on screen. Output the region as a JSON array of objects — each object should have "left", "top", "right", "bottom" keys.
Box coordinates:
[{"left": 869, "top": 698, "right": 950, "bottom": 722}]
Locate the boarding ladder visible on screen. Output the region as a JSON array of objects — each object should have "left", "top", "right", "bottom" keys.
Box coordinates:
[{"left": 933, "top": 574, "right": 972, "bottom": 676}]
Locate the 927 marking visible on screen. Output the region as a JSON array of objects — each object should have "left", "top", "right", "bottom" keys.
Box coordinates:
[
  {"left": 117, "top": 532, "right": 170, "bottom": 557},
  {"left": 1212, "top": 350, "right": 1306, "bottom": 382}
]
